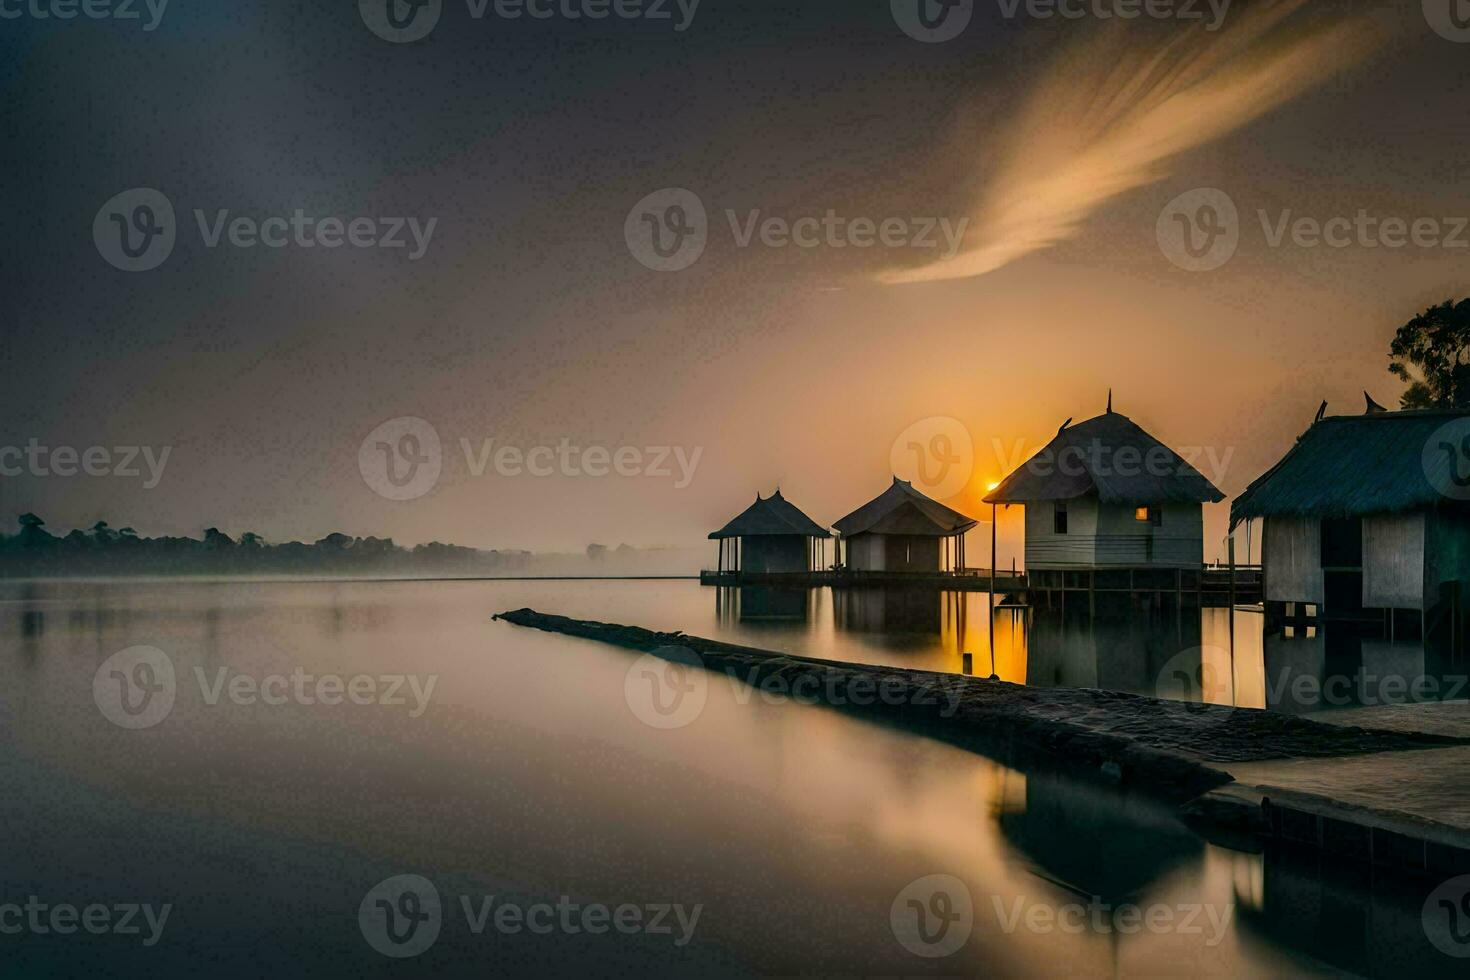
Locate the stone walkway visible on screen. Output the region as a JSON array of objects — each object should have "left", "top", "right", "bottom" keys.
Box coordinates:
[{"left": 1221, "top": 703, "right": 1470, "bottom": 858}]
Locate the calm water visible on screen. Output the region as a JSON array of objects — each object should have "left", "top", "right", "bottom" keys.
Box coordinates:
[{"left": 0, "top": 579, "right": 1457, "bottom": 976}]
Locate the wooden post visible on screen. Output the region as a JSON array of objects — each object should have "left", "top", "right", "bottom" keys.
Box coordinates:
[
  {"left": 989, "top": 504, "right": 997, "bottom": 656},
  {"left": 1228, "top": 534, "right": 1237, "bottom": 612}
]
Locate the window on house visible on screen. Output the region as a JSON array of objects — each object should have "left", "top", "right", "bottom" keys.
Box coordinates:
[
  {"left": 1135, "top": 507, "right": 1163, "bottom": 526},
  {"left": 1054, "top": 502, "right": 1068, "bottom": 535}
]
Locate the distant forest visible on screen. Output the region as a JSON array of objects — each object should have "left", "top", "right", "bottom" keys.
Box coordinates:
[{"left": 0, "top": 513, "right": 534, "bottom": 578}]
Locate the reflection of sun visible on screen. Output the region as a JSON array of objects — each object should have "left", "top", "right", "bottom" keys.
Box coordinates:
[{"left": 985, "top": 480, "right": 1000, "bottom": 492}]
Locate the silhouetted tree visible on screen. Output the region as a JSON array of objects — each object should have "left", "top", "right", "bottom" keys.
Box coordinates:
[
  {"left": 1390, "top": 298, "right": 1470, "bottom": 408},
  {"left": 202, "top": 527, "right": 235, "bottom": 550},
  {"left": 16, "top": 513, "right": 52, "bottom": 547}
]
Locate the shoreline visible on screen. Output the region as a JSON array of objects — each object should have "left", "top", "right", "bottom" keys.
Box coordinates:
[{"left": 494, "top": 607, "right": 1470, "bottom": 875}]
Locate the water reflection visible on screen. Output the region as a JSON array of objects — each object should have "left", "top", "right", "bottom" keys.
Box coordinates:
[
  {"left": 835, "top": 587, "right": 942, "bottom": 633},
  {"left": 0, "top": 579, "right": 1462, "bottom": 976},
  {"left": 710, "top": 586, "right": 1256, "bottom": 704},
  {"left": 996, "top": 769, "right": 1203, "bottom": 901},
  {"left": 716, "top": 586, "right": 811, "bottom": 624},
  {"left": 1026, "top": 594, "right": 1202, "bottom": 697},
  {"left": 1236, "top": 843, "right": 1464, "bottom": 978},
  {"left": 1262, "top": 624, "right": 1469, "bottom": 714}
]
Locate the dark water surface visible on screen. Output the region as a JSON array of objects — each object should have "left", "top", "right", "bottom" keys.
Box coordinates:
[{"left": 0, "top": 579, "right": 1458, "bottom": 976}]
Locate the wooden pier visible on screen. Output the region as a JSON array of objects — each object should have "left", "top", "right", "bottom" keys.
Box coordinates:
[
  {"left": 698, "top": 564, "right": 1262, "bottom": 606},
  {"left": 698, "top": 568, "right": 1027, "bottom": 592}
]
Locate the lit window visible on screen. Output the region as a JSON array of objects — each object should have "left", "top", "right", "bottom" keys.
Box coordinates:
[
  {"left": 1135, "top": 507, "right": 1150, "bottom": 522},
  {"left": 1135, "top": 507, "right": 1162, "bottom": 526}
]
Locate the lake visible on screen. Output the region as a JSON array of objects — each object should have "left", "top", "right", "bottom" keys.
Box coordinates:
[{"left": 0, "top": 578, "right": 1455, "bottom": 976}]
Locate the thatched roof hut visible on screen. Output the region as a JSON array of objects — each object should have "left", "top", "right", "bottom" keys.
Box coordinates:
[
  {"left": 708, "top": 490, "right": 829, "bottom": 574},
  {"left": 1231, "top": 404, "right": 1470, "bottom": 628},
  {"left": 834, "top": 477, "right": 978, "bottom": 538},
  {"left": 985, "top": 410, "right": 1223, "bottom": 506},
  {"left": 708, "top": 490, "right": 830, "bottom": 540},
  {"left": 833, "top": 477, "right": 977, "bottom": 572},
  {"left": 983, "top": 405, "right": 1222, "bottom": 573},
  {"left": 1231, "top": 408, "right": 1467, "bottom": 524}
]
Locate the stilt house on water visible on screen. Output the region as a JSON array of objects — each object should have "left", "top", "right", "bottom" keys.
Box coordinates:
[
  {"left": 1230, "top": 399, "right": 1470, "bottom": 649},
  {"left": 708, "top": 490, "right": 831, "bottom": 575},
  {"left": 983, "top": 397, "right": 1224, "bottom": 594},
  {"left": 833, "top": 477, "right": 978, "bottom": 573}
]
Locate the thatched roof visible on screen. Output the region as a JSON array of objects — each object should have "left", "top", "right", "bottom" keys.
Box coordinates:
[
  {"left": 984, "top": 411, "right": 1224, "bottom": 506},
  {"left": 1231, "top": 407, "right": 1470, "bottom": 526},
  {"left": 708, "top": 490, "right": 831, "bottom": 539},
  {"left": 833, "top": 477, "right": 978, "bottom": 538}
]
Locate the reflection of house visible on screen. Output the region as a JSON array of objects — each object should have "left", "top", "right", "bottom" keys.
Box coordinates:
[
  {"left": 1232, "top": 404, "right": 1470, "bottom": 650},
  {"left": 708, "top": 490, "right": 830, "bottom": 574},
  {"left": 833, "top": 477, "right": 977, "bottom": 572},
  {"left": 1026, "top": 595, "right": 1203, "bottom": 698},
  {"left": 985, "top": 400, "right": 1223, "bottom": 579},
  {"left": 1236, "top": 844, "right": 1454, "bottom": 977},
  {"left": 730, "top": 586, "right": 810, "bottom": 623},
  {"left": 833, "top": 588, "right": 942, "bottom": 633}
]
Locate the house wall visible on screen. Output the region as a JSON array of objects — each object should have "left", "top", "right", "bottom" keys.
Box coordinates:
[
  {"left": 1093, "top": 501, "right": 1203, "bottom": 568},
  {"left": 845, "top": 533, "right": 885, "bottom": 571},
  {"left": 1023, "top": 497, "right": 1098, "bottom": 569},
  {"left": 742, "top": 535, "right": 808, "bottom": 574},
  {"left": 1023, "top": 497, "right": 1201, "bottom": 569},
  {"left": 1263, "top": 516, "right": 1324, "bottom": 605},
  {"left": 843, "top": 533, "right": 941, "bottom": 572},
  {"left": 885, "top": 535, "right": 940, "bottom": 572},
  {"left": 1362, "top": 512, "right": 1424, "bottom": 610}
]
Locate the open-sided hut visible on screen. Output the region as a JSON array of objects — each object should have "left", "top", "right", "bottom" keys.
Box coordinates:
[
  {"left": 708, "top": 490, "right": 831, "bottom": 574},
  {"left": 833, "top": 477, "right": 978, "bottom": 573}
]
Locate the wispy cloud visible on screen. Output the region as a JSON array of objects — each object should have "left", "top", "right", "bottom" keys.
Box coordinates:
[{"left": 877, "top": 0, "right": 1383, "bottom": 285}]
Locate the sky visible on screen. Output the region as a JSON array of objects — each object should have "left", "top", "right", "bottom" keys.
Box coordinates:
[{"left": 2, "top": 0, "right": 1468, "bottom": 564}]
